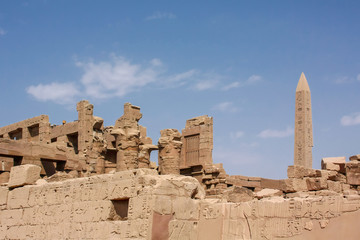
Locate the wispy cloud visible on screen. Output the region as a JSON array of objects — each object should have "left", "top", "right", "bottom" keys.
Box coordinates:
[
  {"left": 230, "top": 131, "right": 244, "bottom": 139},
  {"left": 75, "top": 55, "right": 160, "bottom": 98},
  {"left": 357, "top": 74, "right": 360, "bottom": 82},
  {"left": 212, "top": 102, "right": 238, "bottom": 113},
  {"left": 146, "top": 12, "right": 176, "bottom": 21},
  {"left": 0, "top": 28, "right": 6, "bottom": 36},
  {"left": 334, "top": 76, "right": 352, "bottom": 84},
  {"left": 26, "top": 55, "right": 223, "bottom": 104},
  {"left": 341, "top": 113, "right": 360, "bottom": 126},
  {"left": 193, "top": 80, "right": 218, "bottom": 91},
  {"left": 27, "top": 82, "right": 79, "bottom": 105},
  {"left": 222, "top": 75, "right": 262, "bottom": 91},
  {"left": 258, "top": 126, "right": 293, "bottom": 138}
]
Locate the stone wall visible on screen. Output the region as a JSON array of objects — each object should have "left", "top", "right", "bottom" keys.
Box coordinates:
[{"left": 1, "top": 165, "right": 360, "bottom": 240}]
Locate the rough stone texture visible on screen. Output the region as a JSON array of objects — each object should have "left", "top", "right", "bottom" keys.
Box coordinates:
[
  {"left": 287, "top": 165, "right": 320, "bottom": 178},
  {"left": 349, "top": 154, "right": 360, "bottom": 161},
  {"left": 112, "top": 103, "right": 157, "bottom": 172},
  {"left": 255, "top": 188, "right": 283, "bottom": 199},
  {"left": 158, "top": 129, "right": 182, "bottom": 175},
  {"left": 346, "top": 161, "right": 360, "bottom": 185},
  {"left": 321, "top": 157, "right": 346, "bottom": 171},
  {"left": 294, "top": 72, "right": 313, "bottom": 169},
  {"left": 0, "top": 171, "right": 10, "bottom": 183},
  {"left": 8, "top": 164, "right": 41, "bottom": 188},
  {"left": 180, "top": 115, "right": 213, "bottom": 168}
]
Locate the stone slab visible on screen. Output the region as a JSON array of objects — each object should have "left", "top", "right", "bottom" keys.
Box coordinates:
[{"left": 8, "top": 164, "right": 41, "bottom": 188}]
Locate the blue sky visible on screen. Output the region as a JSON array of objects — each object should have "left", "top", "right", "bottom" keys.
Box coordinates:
[{"left": 1, "top": 0, "right": 359, "bottom": 179}]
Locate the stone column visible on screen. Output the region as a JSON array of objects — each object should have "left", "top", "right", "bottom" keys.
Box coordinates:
[
  {"left": 113, "top": 103, "right": 142, "bottom": 171},
  {"left": 158, "top": 129, "right": 182, "bottom": 175}
]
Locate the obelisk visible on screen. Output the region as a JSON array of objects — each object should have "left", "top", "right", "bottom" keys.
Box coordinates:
[{"left": 294, "top": 72, "right": 313, "bottom": 168}]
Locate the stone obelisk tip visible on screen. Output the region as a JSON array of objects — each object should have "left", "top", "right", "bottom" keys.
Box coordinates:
[{"left": 296, "top": 72, "right": 310, "bottom": 92}]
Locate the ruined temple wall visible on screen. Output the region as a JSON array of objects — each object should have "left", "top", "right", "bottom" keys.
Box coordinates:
[
  {"left": 0, "top": 115, "right": 50, "bottom": 143},
  {"left": 0, "top": 168, "right": 205, "bottom": 240},
  {"left": 180, "top": 115, "right": 213, "bottom": 169},
  {"left": 2, "top": 166, "right": 360, "bottom": 240}
]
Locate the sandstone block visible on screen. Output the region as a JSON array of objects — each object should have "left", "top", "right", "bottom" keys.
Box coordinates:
[
  {"left": 0, "top": 186, "right": 8, "bottom": 205},
  {"left": 8, "top": 164, "right": 41, "bottom": 188},
  {"left": 321, "top": 157, "right": 346, "bottom": 172},
  {"left": 346, "top": 162, "right": 360, "bottom": 185},
  {"left": 223, "top": 186, "right": 254, "bottom": 203},
  {"left": 7, "top": 186, "right": 30, "bottom": 209},
  {"left": 349, "top": 154, "right": 360, "bottom": 161},
  {"left": 327, "top": 180, "right": 342, "bottom": 193},
  {"left": 173, "top": 197, "right": 200, "bottom": 220},
  {"left": 0, "top": 171, "right": 10, "bottom": 184},
  {"left": 280, "top": 178, "right": 307, "bottom": 193},
  {"left": 287, "top": 165, "right": 320, "bottom": 178},
  {"left": 154, "top": 195, "right": 173, "bottom": 215},
  {"left": 306, "top": 178, "right": 328, "bottom": 191},
  {"left": 255, "top": 188, "right": 283, "bottom": 199}
]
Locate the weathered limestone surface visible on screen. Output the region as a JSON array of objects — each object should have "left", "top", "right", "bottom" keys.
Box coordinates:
[
  {"left": 321, "top": 157, "right": 346, "bottom": 171},
  {"left": 180, "top": 115, "right": 213, "bottom": 168},
  {"left": 8, "top": 164, "right": 41, "bottom": 188},
  {"left": 346, "top": 161, "right": 360, "bottom": 185},
  {"left": 0, "top": 169, "right": 205, "bottom": 239},
  {"left": 0, "top": 115, "right": 50, "bottom": 143},
  {"left": 1, "top": 170, "right": 360, "bottom": 240},
  {"left": 294, "top": 72, "right": 313, "bottom": 168},
  {"left": 158, "top": 129, "right": 182, "bottom": 175}
]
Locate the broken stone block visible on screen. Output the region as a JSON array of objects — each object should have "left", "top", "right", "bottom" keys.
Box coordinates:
[
  {"left": 306, "top": 178, "right": 328, "bottom": 191},
  {"left": 287, "top": 165, "right": 320, "bottom": 178},
  {"left": 255, "top": 188, "right": 283, "bottom": 199},
  {"left": 222, "top": 186, "right": 254, "bottom": 203},
  {"left": 345, "top": 161, "right": 360, "bottom": 185},
  {"left": 349, "top": 154, "right": 360, "bottom": 161},
  {"left": 280, "top": 178, "right": 307, "bottom": 193},
  {"left": 321, "top": 157, "right": 346, "bottom": 171},
  {"left": 8, "top": 164, "right": 41, "bottom": 188}
]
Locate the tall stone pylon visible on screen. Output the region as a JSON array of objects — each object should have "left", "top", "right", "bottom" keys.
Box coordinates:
[{"left": 294, "top": 72, "right": 313, "bottom": 168}]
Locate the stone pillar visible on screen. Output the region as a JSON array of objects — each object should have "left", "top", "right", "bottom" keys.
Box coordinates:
[
  {"left": 158, "top": 129, "right": 182, "bottom": 175},
  {"left": 294, "top": 72, "right": 313, "bottom": 168},
  {"left": 138, "top": 126, "right": 158, "bottom": 168},
  {"left": 113, "top": 103, "right": 142, "bottom": 171},
  {"left": 77, "top": 100, "right": 94, "bottom": 157},
  {"left": 38, "top": 115, "right": 51, "bottom": 143}
]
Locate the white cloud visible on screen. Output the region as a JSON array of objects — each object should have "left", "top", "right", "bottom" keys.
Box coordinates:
[
  {"left": 222, "top": 81, "right": 242, "bottom": 91},
  {"left": 150, "top": 58, "right": 163, "bottom": 67},
  {"left": 222, "top": 75, "right": 262, "bottom": 91},
  {"left": 26, "top": 55, "right": 228, "bottom": 104},
  {"left": 27, "top": 82, "right": 79, "bottom": 104},
  {"left": 341, "top": 113, "right": 360, "bottom": 126},
  {"left": 230, "top": 131, "right": 244, "bottom": 139},
  {"left": 334, "top": 76, "right": 352, "bottom": 84},
  {"left": 246, "top": 75, "right": 262, "bottom": 84},
  {"left": 167, "top": 69, "right": 197, "bottom": 83},
  {"left": 193, "top": 80, "right": 218, "bottom": 91},
  {"left": 212, "top": 102, "right": 238, "bottom": 113},
  {"left": 0, "top": 28, "right": 6, "bottom": 36},
  {"left": 75, "top": 56, "right": 160, "bottom": 98},
  {"left": 146, "top": 12, "right": 176, "bottom": 21},
  {"left": 258, "top": 126, "right": 293, "bottom": 138}
]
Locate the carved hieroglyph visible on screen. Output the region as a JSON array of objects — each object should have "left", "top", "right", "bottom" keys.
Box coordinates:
[{"left": 294, "top": 73, "right": 313, "bottom": 168}]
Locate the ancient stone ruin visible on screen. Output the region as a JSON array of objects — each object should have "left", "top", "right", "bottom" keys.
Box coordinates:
[{"left": 1, "top": 73, "right": 360, "bottom": 239}]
